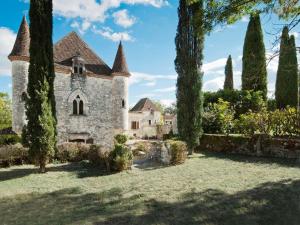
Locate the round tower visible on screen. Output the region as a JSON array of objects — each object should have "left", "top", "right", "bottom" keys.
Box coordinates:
[
  {"left": 8, "top": 16, "right": 30, "bottom": 134},
  {"left": 112, "top": 42, "right": 131, "bottom": 133}
]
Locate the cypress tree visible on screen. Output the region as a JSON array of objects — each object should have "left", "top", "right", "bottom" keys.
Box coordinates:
[
  {"left": 224, "top": 55, "right": 234, "bottom": 90},
  {"left": 275, "top": 26, "right": 299, "bottom": 109},
  {"left": 175, "top": 0, "right": 204, "bottom": 155},
  {"left": 241, "top": 14, "right": 267, "bottom": 100},
  {"left": 25, "top": 0, "right": 56, "bottom": 173}
]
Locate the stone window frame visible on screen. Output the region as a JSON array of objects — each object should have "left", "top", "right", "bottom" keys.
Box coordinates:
[{"left": 68, "top": 89, "right": 89, "bottom": 116}]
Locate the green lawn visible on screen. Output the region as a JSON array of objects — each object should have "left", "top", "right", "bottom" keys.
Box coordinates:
[{"left": 1, "top": 152, "right": 300, "bottom": 225}]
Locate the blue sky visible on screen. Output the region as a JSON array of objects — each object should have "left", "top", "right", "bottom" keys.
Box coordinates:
[{"left": 0, "top": 0, "right": 299, "bottom": 106}]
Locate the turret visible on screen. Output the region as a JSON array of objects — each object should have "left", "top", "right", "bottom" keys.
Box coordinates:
[
  {"left": 112, "top": 42, "right": 131, "bottom": 133},
  {"left": 8, "top": 16, "right": 30, "bottom": 134}
]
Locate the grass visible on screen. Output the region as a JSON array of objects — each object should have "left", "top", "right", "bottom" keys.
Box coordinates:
[{"left": 1, "top": 152, "right": 300, "bottom": 225}]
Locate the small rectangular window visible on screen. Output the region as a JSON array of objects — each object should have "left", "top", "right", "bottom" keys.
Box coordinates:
[
  {"left": 74, "top": 66, "right": 78, "bottom": 74},
  {"left": 132, "top": 121, "right": 139, "bottom": 130},
  {"left": 149, "top": 120, "right": 152, "bottom": 125},
  {"left": 79, "top": 67, "right": 83, "bottom": 74}
]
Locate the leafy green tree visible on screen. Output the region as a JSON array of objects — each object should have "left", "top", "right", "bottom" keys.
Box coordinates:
[
  {"left": 0, "top": 93, "right": 12, "bottom": 130},
  {"left": 224, "top": 55, "right": 234, "bottom": 90},
  {"left": 241, "top": 14, "right": 267, "bottom": 100},
  {"left": 175, "top": 0, "right": 204, "bottom": 155},
  {"left": 25, "top": 0, "right": 56, "bottom": 173},
  {"left": 164, "top": 103, "right": 177, "bottom": 115},
  {"left": 275, "top": 26, "right": 299, "bottom": 109}
]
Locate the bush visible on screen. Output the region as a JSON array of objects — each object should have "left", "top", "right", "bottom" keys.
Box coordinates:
[
  {"left": 204, "top": 90, "right": 265, "bottom": 117},
  {"left": 88, "top": 144, "right": 110, "bottom": 171},
  {"left": 234, "top": 107, "right": 300, "bottom": 137},
  {"left": 0, "top": 144, "right": 28, "bottom": 167},
  {"left": 56, "top": 143, "right": 90, "bottom": 162},
  {"left": 114, "top": 134, "right": 128, "bottom": 144},
  {"left": 110, "top": 143, "right": 133, "bottom": 171},
  {"left": 203, "top": 99, "right": 234, "bottom": 134},
  {"left": 167, "top": 140, "right": 187, "bottom": 165},
  {"left": 0, "top": 134, "right": 21, "bottom": 146}
]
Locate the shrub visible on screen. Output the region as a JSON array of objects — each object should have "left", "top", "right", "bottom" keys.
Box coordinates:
[
  {"left": 114, "top": 134, "right": 128, "bottom": 144},
  {"left": 56, "top": 143, "right": 90, "bottom": 162},
  {"left": 203, "top": 99, "right": 234, "bottom": 134},
  {"left": 88, "top": 144, "right": 111, "bottom": 171},
  {"left": 110, "top": 143, "right": 133, "bottom": 171},
  {"left": 234, "top": 107, "right": 300, "bottom": 137},
  {"left": 204, "top": 90, "right": 265, "bottom": 117},
  {"left": 167, "top": 140, "right": 187, "bottom": 165},
  {"left": 0, "top": 134, "right": 21, "bottom": 146},
  {"left": 0, "top": 144, "right": 28, "bottom": 167}
]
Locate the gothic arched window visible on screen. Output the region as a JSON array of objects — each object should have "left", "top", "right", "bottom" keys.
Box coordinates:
[
  {"left": 73, "top": 100, "right": 78, "bottom": 115},
  {"left": 73, "top": 95, "right": 84, "bottom": 115},
  {"left": 79, "top": 100, "right": 84, "bottom": 115}
]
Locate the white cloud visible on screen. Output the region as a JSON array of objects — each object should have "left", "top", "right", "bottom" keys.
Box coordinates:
[
  {"left": 291, "top": 32, "right": 299, "bottom": 39},
  {"left": 144, "top": 81, "right": 156, "bottom": 87},
  {"left": 203, "top": 58, "right": 227, "bottom": 73},
  {"left": 160, "top": 99, "right": 175, "bottom": 107},
  {"left": 52, "top": 0, "right": 167, "bottom": 26},
  {"left": 241, "top": 16, "right": 249, "bottom": 23},
  {"left": 0, "top": 27, "right": 16, "bottom": 76},
  {"left": 113, "top": 9, "right": 136, "bottom": 28},
  {"left": 154, "top": 86, "right": 176, "bottom": 93},
  {"left": 129, "top": 72, "right": 177, "bottom": 86},
  {"left": 92, "top": 26, "right": 134, "bottom": 42},
  {"left": 71, "top": 20, "right": 91, "bottom": 34}
]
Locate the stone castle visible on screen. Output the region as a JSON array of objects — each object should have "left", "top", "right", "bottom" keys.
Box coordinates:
[{"left": 9, "top": 16, "right": 130, "bottom": 148}]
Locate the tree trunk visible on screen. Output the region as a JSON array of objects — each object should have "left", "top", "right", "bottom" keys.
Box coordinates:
[
  {"left": 39, "top": 159, "right": 46, "bottom": 173},
  {"left": 188, "top": 147, "right": 194, "bottom": 155}
]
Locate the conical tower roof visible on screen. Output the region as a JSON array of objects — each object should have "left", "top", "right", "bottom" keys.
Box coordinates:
[
  {"left": 112, "top": 42, "right": 131, "bottom": 76},
  {"left": 8, "top": 16, "right": 30, "bottom": 61}
]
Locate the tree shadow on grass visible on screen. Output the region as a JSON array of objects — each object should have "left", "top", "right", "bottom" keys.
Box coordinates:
[
  {"left": 1, "top": 179, "right": 300, "bottom": 225},
  {"left": 0, "top": 161, "right": 111, "bottom": 182},
  {"left": 199, "top": 150, "right": 300, "bottom": 168}
]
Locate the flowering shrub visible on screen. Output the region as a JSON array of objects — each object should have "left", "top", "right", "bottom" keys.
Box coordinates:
[{"left": 203, "top": 99, "right": 235, "bottom": 134}]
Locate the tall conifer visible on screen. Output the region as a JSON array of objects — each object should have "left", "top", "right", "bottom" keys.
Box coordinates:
[
  {"left": 275, "top": 26, "right": 299, "bottom": 108},
  {"left": 175, "top": 0, "right": 204, "bottom": 155},
  {"left": 25, "top": 0, "right": 56, "bottom": 173},
  {"left": 241, "top": 14, "right": 267, "bottom": 100},
  {"left": 224, "top": 55, "right": 234, "bottom": 90}
]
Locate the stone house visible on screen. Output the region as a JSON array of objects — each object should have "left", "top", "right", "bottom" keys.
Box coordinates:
[
  {"left": 163, "top": 114, "right": 178, "bottom": 135},
  {"left": 9, "top": 16, "right": 131, "bottom": 148},
  {"left": 128, "top": 98, "right": 162, "bottom": 138}
]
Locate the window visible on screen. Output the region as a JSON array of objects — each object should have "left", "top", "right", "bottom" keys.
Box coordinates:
[
  {"left": 73, "top": 95, "right": 84, "bottom": 115},
  {"left": 79, "top": 66, "right": 83, "bottom": 75},
  {"left": 79, "top": 100, "right": 84, "bottom": 115},
  {"left": 73, "top": 100, "right": 78, "bottom": 115},
  {"left": 74, "top": 66, "right": 78, "bottom": 74},
  {"left": 131, "top": 121, "right": 139, "bottom": 130},
  {"left": 122, "top": 99, "right": 125, "bottom": 108},
  {"left": 148, "top": 120, "right": 152, "bottom": 125}
]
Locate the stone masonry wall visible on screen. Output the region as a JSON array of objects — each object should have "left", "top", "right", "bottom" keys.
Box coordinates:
[
  {"left": 54, "top": 73, "right": 114, "bottom": 148},
  {"left": 11, "top": 61, "right": 29, "bottom": 134},
  {"left": 197, "top": 134, "right": 300, "bottom": 159}
]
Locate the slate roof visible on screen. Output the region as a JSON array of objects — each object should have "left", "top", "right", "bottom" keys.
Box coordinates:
[
  {"left": 9, "top": 18, "right": 132, "bottom": 77},
  {"left": 112, "top": 42, "right": 130, "bottom": 76},
  {"left": 130, "top": 98, "right": 159, "bottom": 112},
  {"left": 8, "top": 16, "right": 30, "bottom": 60},
  {"left": 53, "top": 32, "right": 112, "bottom": 76}
]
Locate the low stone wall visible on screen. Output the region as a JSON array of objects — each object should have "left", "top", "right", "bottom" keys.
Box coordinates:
[{"left": 197, "top": 134, "right": 300, "bottom": 159}]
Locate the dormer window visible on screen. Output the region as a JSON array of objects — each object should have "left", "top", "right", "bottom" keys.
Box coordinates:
[{"left": 72, "top": 52, "right": 85, "bottom": 75}]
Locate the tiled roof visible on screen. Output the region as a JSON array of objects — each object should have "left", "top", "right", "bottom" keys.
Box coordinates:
[
  {"left": 112, "top": 42, "right": 130, "bottom": 76},
  {"left": 8, "top": 16, "right": 30, "bottom": 60},
  {"left": 164, "top": 114, "right": 175, "bottom": 120},
  {"left": 53, "top": 32, "right": 112, "bottom": 76},
  {"left": 130, "top": 98, "right": 159, "bottom": 112}
]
